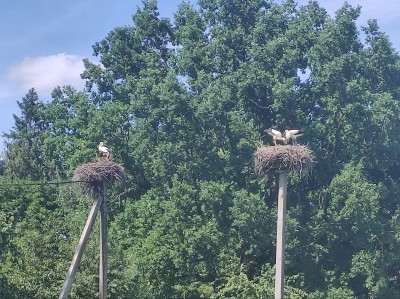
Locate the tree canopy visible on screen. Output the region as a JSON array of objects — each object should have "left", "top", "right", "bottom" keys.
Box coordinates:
[{"left": 1, "top": 0, "right": 400, "bottom": 298}]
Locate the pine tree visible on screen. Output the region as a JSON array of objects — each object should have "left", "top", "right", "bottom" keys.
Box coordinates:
[{"left": 3, "top": 88, "right": 47, "bottom": 180}]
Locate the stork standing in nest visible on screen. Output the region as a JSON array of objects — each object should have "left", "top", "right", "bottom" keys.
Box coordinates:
[
  {"left": 98, "top": 142, "right": 111, "bottom": 160},
  {"left": 265, "top": 128, "right": 285, "bottom": 146},
  {"left": 284, "top": 129, "right": 304, "bottom": 145}
]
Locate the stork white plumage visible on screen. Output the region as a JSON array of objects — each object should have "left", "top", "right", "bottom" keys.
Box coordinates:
[
  {"left": 98, "top": 142, "right": 111, "bottom": 160},
  {"left": 284, "top": 129, "right": 304, "bottom": 145},
  {"left": 265, "top": 128, "right": 285, "bottom": 146}
]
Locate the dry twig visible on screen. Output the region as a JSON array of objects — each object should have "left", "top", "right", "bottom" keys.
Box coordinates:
[
  {"left": 73, "top": 161, "right": 126, "bottom": 196},
  {"left": 254, "top": 145, "right": 314, "bottom": 178}
]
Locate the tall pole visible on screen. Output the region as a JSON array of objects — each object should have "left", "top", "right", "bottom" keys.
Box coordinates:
[
  {"left": 99, "top": 183, "right": 108, "bottom": 299},
  {"left": 275, "top": 171, "right": 288, "bottom": 299},
  {"left": 59, "top": 197, "right": 102, "bottom": 299}
]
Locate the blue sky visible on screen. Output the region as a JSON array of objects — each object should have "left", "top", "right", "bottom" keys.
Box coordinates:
[{"left": 1, "top": 0, "right": 399, "bottom": 153}]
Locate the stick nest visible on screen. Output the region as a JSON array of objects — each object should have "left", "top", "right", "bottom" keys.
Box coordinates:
[
  {"left": 73, "top": 160, "right": 126, "bottom": 196},
  {"left": 254, "top": 145, "right": 314, "bottom": 178}
]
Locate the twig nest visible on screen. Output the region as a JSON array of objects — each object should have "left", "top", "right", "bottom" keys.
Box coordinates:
[
  {"left": 73, "top": 160, "right": 126, "bottom": 196},
  {"left": 254, "top": 145, "right": 313, "bottom": 178}
]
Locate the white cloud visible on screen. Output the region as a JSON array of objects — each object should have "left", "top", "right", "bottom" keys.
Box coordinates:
[{"left": 6, "top": 53, "right": 86, "bottom": 95}]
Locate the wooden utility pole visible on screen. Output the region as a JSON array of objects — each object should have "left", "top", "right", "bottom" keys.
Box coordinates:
[
  {"left": 255, "top": 144, "right": 313, "bottom": 299},
  {"left": 275, "top": 172, "right": 288, "bottom": 299},
  {"left": 63, "top": 160, "right": 125, "bottom": 299},
  {"left": 99, "top": 183, "right": 108, "bottom": 299},
  {"left": 59, "top": 184, "right": 109, "bottom": 299},
  {"left": 59, "top": 197, "right": 102, "bottom": 299}
]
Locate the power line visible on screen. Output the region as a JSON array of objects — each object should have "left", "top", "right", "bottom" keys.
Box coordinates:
[{"left": 0, "top": 180, "right": 88, "bottom": 188}]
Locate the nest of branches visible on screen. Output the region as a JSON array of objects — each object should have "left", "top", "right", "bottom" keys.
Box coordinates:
[
  {"left": 254, "top": 145, "right": 314, "bottom": 178},
  {"left": 73, "top": 160, "right": 126, "bottom": 196}
]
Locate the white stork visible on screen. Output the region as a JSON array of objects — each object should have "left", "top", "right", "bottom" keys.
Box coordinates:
[
  {"left": 98, "top": 142, "right": 111, "bottom": 160},
  {"left": 265, "top": 128, "right": 285, "bottom": 146},
  {"left": 284, "top": 129, "right": 304, "bottom": 145}
]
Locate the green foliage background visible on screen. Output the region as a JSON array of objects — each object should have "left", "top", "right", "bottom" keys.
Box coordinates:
[{"left": 1, "top": 0, "right": 400, "bottom": 298}]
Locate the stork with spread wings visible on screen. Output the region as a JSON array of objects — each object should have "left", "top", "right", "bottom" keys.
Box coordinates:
[
  {"left": 284, "top": 129, "right": 304, "bottom": 145},
  {"left": 265, "top": 128, "right": 285, "bottom": 146}
]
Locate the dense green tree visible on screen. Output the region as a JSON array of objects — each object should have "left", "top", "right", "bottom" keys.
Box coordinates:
[
  {"left": 0, "top": 180, "right": 109, "bottom": 299},
  {"left": 41, "top": 86, "right": 94, "bottom": 176},
  {"left": 0, "top": 158, "right": 4, "bottom": 176},
  {"left": 3, "top": 89, "right": 47, "bottom": 180}
]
